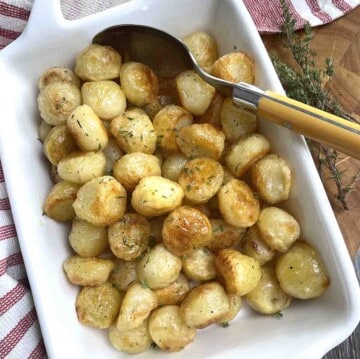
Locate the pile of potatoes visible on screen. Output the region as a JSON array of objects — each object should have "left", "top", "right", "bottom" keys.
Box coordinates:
[{"left": 39, "top": 30, "right": 329, "bottom": 354}]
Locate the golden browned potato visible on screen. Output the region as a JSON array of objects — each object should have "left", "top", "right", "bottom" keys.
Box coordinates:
[
  {"left": 43, "top": 181, "right": 80, "bottom": 221},
  {"left": 217, "top": 293, "right": 242, "bottom": 324},
  {"left": 110, "top": 259, "right": 138, "bottom": 291},
  {"left": 225, "top": 133, "right": 271, "bottom": 177},
  {"left": 257, "top": 207, "right": 300, "bottom": 253},
  {"left": 136, "top": 244, "right": 182, "bottom": 289},
  {"left": 109, "top": 318, "right": 152, "bottom": 354},
  {"left": 38, "top": 66, "right": 81, "bottom": 90},
  {"left": 81, "top": 80, "right": 126, "bottom": 120},
  {"left": 116, "top": 283, "right": 158, "bottom": 331},
  {"left": 180, "top": 281, "right": 229, "bottom": 329},
  {"left": 113, "top": 152, "right": 161, "bottom": 191},
  {"left": 131, "top": 176, "right": 184, "bottom": 217},
  {"left": 57, "top": 150, "right": 106, "bottom": 184},
  {"left": 67, "top": 104, "right": 109, "bottom": 152},
  {"left": 218, "top": 179, "right": 260, "bottom": 228},
  {"left": 178, "top": 157, "right": 224, "bottom": 204},
  {"left": 110, "top": 108, "right": 157, "bottom": 154},
  {"left": 153, "top": 104, "right": 193, "bottom": 153},
  {"left": 108, "top": 213, "right": 150, "bottom": 261},
  {"left": 74, "top": 44, "right": 121, "bottom": 81},
  {"left": 120, "top": 62, "right": 159, "bottom": 107},
  {"left": 276, "top": 241, "right": 329, "bottom": 299},
  {"left": 211, "top": 52, "right": 255, "bottom": 84},
  {"left": 76, "top": 282, "right": 123, "bottom": 329},
  {"left": 215, "top": 249, "right": 261, "bottom": 295},
  {"left": 161, "top": 153, "right": 189, "bottom": 182},
  {"left": 207, "top": 219, "right": 246, "bottom": 252},
  {"left": 73, "top": 176, "right": 127, "bottom": 226},
  {"left": 162, "top": 206, "right": 212, "bottom": 256},
  {"left": 176, "top": 70, "right": 215, "bottom": 115},
  {"left": 251, "top": 154, "right": 292, "bottom": 204},
  {"left": 176, "top": 123, "right": 225, "bottom": 161},
  {"left": 69, "top": 218, "right": 108, "bottom": 257},
  {"left": 102, "top": 138, "right": 123, "bottom": 175},
  {"left": 38, "top": 81, "right": 82, "bottom": 125},
  {"left": 63, "top": 255, "right": 114, "bottom": 286},
  {"left": 149, "top": 305, "right": 196, "bottom": 352},
  {"left": 196, "top": 92, "right": 223, "bottom": 127},
  {"left": 182, "top": 247, "right": 217, "bottom": 282},
  {"left": 246, "top": 266, "right": 292, "bottom": 314}
]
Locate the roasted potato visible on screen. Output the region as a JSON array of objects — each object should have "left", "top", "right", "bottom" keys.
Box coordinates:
[
  {"left": 110, "top": 259, "right": 138, "bottom": 291},
  {"left": 161, "top": 153, "right": 189, "bottom": 181},
  {"left": 38, "top": 66, "right": 81, "bottom": 90}
]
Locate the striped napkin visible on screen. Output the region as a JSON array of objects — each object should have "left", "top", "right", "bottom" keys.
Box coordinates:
[{"left": 0, "top": 0, "right": 358, "bottom": 358}]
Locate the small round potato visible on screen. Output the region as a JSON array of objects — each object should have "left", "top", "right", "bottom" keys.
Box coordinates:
[
  {"left": 215, "top": 249, "right": 262, "bottom": 295},
  {"left": 251, "top": 154, "right": 292, "bottom": 204},
  {"left": 196, "top": 92, "right": 223, "bottom": 127},
  {"left": 38, "top": 66, "right": 81, "bottom": 90},
  {"left": 211, "top": 52, "right": 255, "bottom": 84},
  {"left": 76, "top": 282, "right": 123, "bottom": 329},
  {"left": 131, "top": 176, "right": 184, "bottom": 217},
  {"left": 120, "top": 62, "right": 159, "bottom": 107},
  {"left": 225, "top": 133, "right": 271, "bottom": 177},
  {"left": 67, "top": 104, "right": 109, "bottom": 152},
  {"left": 246, "top": 266, "right": 292, "bottom": 314},
  {"left": 180, "top": 281, "right": 229, "bottom": 329},
  {"left": 69, "top": 218, "right": 108, "bottom": 257},
  {"left": 63, "top": 255, "right": 114, "bottom": 286},
  {"left": 110, "top": 259, "right": 138, "bottom": 291},
  {"left": 161, "top": 153, "right": 189, "bottom": 182},
  {"left": 276, "top": 241, "right": 329, "bottom": 299},
  {"left": 74, "top": 44, "right": 121, "bottom": 81},
  {"left": 38, "top": 81, "right": 82, "bottom": 125},
  {"left": 218, "top": 179, "right": 260, "bottom": 228},
  {"left": 102, "top": 138, "right": 124, "bottom": 175},
  {"left": 217, "top": 293, "right": 242, "bottom": 324},
  {"left": 136, "top": 244, "right": 182, "bottom": 289},
  {"left": 108, "top": 213, "right": 150, "bottom": 261},
  {"left": 162, "top": 206, "right": 212, "bottom": 256},
  {"left": 110, "top": 108, "right": 157, "bottom": 154},
  {"left": 149, "top": 305, "right": 196, "bottom": 352},
  {"left": 113, "top": 152, "right": 161, "bottom": 191},
  {"left": 73, "top": 176, "right": 127, "bottom": 226},
  {"left": 43, "top": 181, "right": 80, "bottom": 221},
  {"left": 176, "top": 70, "right": 215, "bottom": 115},
  {"left": 81, "top": 80, "right": 127, "bottom": 120},
  {"left": 257, "top": 207, "right": 300, "bottom": 253},
  {"left": 176, "top": 123, "right": 225, "bottom": 161},
  {"left": 57, "top": 150, "right": 106, "bottom": 184}
]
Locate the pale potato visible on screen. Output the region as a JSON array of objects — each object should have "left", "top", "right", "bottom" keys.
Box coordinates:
[
  {"left": 176, "top": 70, "right": 215, "bottom": 115},
  {"left": 161, "top": 153, "right": 189, "bottom": 181},
  {"left": 69, "top": 218, "right": 108, "bottom": 257},
  {"left": 136, "top": 244, "right": 182, "bottom": 289},
  {"left": 215, "top": 249, "right": 262, "bottom": 295},
  {"left": 81, "top": 80, "right": 126, "bottom": 120},
  {"left": 211, "top": 52, "right": 255, "bottom": 84},
  {"left": 218, "top": 179, "right": 260, "bottom": 228},
  {"left": 76, "top": 282, "right": 123, "bottom": 329},
  {"left": 131, "top": 176, "right": 184, "bottom": 217},
  {"left": 110, "top": 108, "right": 157, "bottom": 154},
  {"left": 225, "top": 133, "right": 271, "bottom": 177},
  {"left": 196, "top": 92, "right": 223, "bottom": 126},
  {"left": 73, "top": 176, "right": 127, "bottom": 226},
  {"left": 217, "top": 293, "right": 242, "bottom": 324},
  {"left": 38, "top": 81, "right": 82, "bottom": 125},
  {"left": 113, "top": 152, "right": 161, "bottom": 191},
  {"left": 110, "top": 259, "right": 138, "bottom": 291},
  {"left": 276, "top": 241, "right": 329, "bottom": 299},
  {"left": 180, "top": 281, "right": 229, "bottom": 329},
  {"left": 57, "top": 150, "right": 106, "bottom": 184},
  {"left": 176, "top": 123, "right": 225, "bottom": 161},
  {"left": 120, "top": 62, "right": 159, "bottom": 107},
  {"left": 102, "top": 138, "right": 123, "bottom": 175},
  {"left": 257, "top": 207, "right": 300, "bottom": 253},
  {"left": 251, "top": 154, "right": 292, "bottom": 204},
  {"left": 116, "top": 283, "right": 158, "bottom": 331},
  {"left": 63, "top": 255, "right": 114, "bottom": 286},
  {"left": 38, "top": 119, "right": 53, "bottom": 142},
  {"left": 162, "top": 206, "right": 212, "bottom": 256},
  {"left": 43, "top": 181, "right": 80, "bottom": 221},
  {"left": 74, "top": 44, "right": 121, "bottom": 81},
  {"left": 108, "top": 213, "right": 150, "bottom": 261},
  {"left": 149, "top": 305, "right": 196, "bottom": 352},
  {"left": 38, "top": 66, "right": 80, "bottom": 90},
  {"left": 246, "top": 266, "right": 292, "bottom": 314},
  {"left": 67, "top": 104, "right": 108, "bottom": 151}
]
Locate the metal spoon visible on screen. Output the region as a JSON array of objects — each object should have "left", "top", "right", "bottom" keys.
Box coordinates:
[{"left": 93, "top": 24, "right": 360, "bottom": 160}]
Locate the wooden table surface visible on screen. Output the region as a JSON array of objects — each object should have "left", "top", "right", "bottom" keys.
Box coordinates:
[{"left": 262, "top": 6, "right": 360, "bottom": 358}]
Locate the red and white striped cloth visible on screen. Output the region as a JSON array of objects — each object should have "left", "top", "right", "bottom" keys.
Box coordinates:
[{"left": 0, "top": 0, "right": 359, "bottom": 358}]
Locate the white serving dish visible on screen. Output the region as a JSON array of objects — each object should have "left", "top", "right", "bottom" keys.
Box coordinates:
[{"left": 0, "top": 0, "right": 359, "bottom": 358}]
